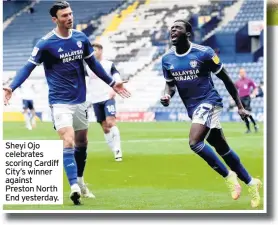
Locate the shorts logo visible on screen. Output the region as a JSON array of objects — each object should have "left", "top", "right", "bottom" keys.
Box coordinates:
[
  {"left": 212, "top": 55, "right": 220, "bottom": 64},
  {"left": 189, "top": 60, "right": 197, "bottom": 68},
  {"left": 31, "top": 47, "right": 39, "bottom": 57},
  {"left": 77, "top": 41, "right": 82, "bottom": 48}
]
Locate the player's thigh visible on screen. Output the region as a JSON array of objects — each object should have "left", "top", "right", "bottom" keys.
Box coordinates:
[
  {"left": 73, "top": 102, "right": 89, "bottom": 131},
  {"left": 93, "top": 102, "right": 106, "bottom": 123},
  {"left": 28, "top": 100, "right": 34, "bottom": 110},
  {"left": 22, "top": 100, "right": 28, "bottom": 110},
  {"left": 104, "top": 99, "right": 116, "bottom": 120},
  {"left": 50, "top": 104, "right": 75, "bottom": 147},
  {"left": 50, "top": 104, "right": 74, "bottom": 131}
]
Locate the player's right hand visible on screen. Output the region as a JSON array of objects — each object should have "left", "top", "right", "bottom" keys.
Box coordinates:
[
  {"left": 3, "top": 87, "right": 12, "bottom": 106},
  {"left": 112, "top": 81, "right": 131, "bottom": 98},
  {"left": 160, "top": 94, "right": 171, "bottom": 107},
  {"left": 238, "top": 107, "right": 250, "bottom": 120}
]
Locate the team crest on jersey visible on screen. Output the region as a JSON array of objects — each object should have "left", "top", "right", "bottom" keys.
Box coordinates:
[
  {"left": 212, "top": 55, "right": 220, "bottom": 64},
  {"left": 31, "top": 47, "right": 39, "bottom": 57},
  {"left": 189, "top": 60, "right": 198, "bottom": 68},
  {"left": 77, "top": 41, "right": 82, "bottom": 48}
]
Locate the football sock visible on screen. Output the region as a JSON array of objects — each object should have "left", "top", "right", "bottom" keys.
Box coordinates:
[
  {"left": 190, "top": 142, "right": 229, "bottom": 177},
  {"left": 64, "top": 148, "right": 78, "bottom": 186},
  {"left": 110, "top": 126, "right": 122, "bottom": 157},
  {"left": 244, "top": 117, "right": 250, "bottom": 131},
  {"left": 249, "top": 115, "right": 257, "bottom": 126},
  {"left": 104, "top": 131, "right": 114, "bottom": 152},
  {"left": 23, "top": 112, "right": 31, "bottom": 128},
  {"left": 221, "top": 149, "right": 252, "bottom": 184},
  {"left": 74, "top": 146, "right": 87, "bottom": 177}
]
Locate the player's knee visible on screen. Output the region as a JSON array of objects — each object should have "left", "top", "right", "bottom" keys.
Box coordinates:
[
  {"left": 101, "top": 123, "right": 110, "bottom": 133},
  {"left": 106, "top": 118, "right": 116, "bottom": 128},
  {"left": 63, "top": 135, "right": 75, "bottom": 148},
  {"left": 189, "top": 141, "right": 205, "bottom": 153}
]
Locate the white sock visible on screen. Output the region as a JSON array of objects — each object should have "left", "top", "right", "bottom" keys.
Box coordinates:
[
  {"left": 110, "top": 126, "right": 122, "bottom": 158},
  {"left": 77, "top": 177, "right": 85, "bottom": 185},
  {"left": 23, "top": 112, "right": 31, "bottom": 128},
  {"left": 247, "top": 178, "right": 255, "bottom": 186},
  {"left": 104, "top": 131, "right": 114, "bottom": 152},
  {"left": 31, "top": 114, "right": 36, "bottom": 126}
]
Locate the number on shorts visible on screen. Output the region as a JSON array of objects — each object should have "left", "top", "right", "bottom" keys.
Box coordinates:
[
  {"left": 194, "top": 105, "right": 211, "bottom": 120},
  {"left": 85, "top": 109, "right": 88, "bottom": 119},
  {"left": 106, "top": 105, "right": 115, "bottom": 113}
]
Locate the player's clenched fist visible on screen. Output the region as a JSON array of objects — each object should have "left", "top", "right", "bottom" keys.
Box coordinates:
[{"left": 160, "top": 94, "right": 171, "bottom": 107}]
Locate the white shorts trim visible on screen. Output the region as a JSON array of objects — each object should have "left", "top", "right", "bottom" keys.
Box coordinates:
[
  {"left": 50, "top": 102, "right": 89, "bottom": 131},
  {"left": 192, "top": 103, "right": 222, "bottom": 129}
]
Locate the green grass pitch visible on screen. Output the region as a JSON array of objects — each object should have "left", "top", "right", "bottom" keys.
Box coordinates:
[{"left": 3, "top": 121, "right": 264, "bottom": 211}]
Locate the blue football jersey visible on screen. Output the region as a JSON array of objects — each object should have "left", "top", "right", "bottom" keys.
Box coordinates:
[
  {"left": 28, "top": 29, "right": 94, "bottom": 105},
  {"left": 162, "top": 43, "right": 223, "bottom": 118}
]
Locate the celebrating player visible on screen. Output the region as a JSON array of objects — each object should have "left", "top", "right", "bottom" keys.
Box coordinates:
[
  {"left": 86, "top": 43, "right": 123, "bottom": 161},
  {"left": 160, "top": 20, "right": 261, "bottom": 208},
  {"left": 3, "top": 1, "right": 130, "bottom": 205}
]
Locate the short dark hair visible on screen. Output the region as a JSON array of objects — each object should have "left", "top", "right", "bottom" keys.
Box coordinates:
[
  {"left": 174, "top": 19, "right": 193, "bottom": 34},
  {"left": 92, "top": 43, "right": 103, "bottom": 50},
  {"left": 49, "top": 1, "right": 70, "bottom": 17}
]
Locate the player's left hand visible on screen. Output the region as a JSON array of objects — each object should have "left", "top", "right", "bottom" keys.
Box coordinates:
[
  {"left": 112, "top": 81, "right": 131, "bottom": 98},
  {"left": 238, "top": 107, "right": 250, "bottom": 120}
]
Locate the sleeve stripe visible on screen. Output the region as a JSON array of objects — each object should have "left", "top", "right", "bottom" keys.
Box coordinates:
[
  {"left": 165, "top": 78, "right": 174, "bottom": 82},
  {"left": 214, "top": 64, "right": 223, "bottom": 75},
  {"left": 28, "top": 59, "right": 40, "bottom": 66},
  {"left": 84, "top": 52, "right": 94, "bottom": 59},
  {"left": 109, "top": 79, "right": 116, "bottom": 86}
]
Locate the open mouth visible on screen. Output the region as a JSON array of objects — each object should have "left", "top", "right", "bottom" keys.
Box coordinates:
[{"left": 171, "top": 33, "right": 177, "bottom": 39}]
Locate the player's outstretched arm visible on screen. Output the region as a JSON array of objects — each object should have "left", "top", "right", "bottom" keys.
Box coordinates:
[
  {"left": 84, "top": 55, "right": 130, "bottom": 98},
  {"left": 3, "top": 62, "right": 36, "bottom": 105},
  {"left": 160, "top": 81, "right": 176, "bottom": 107},
  {"left": 215, "top": 67, "right": 249, "bottom": 120}
]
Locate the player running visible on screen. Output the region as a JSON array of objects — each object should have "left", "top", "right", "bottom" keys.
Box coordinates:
[
  {"left": 3, "top": 1, "right": 130, "bottom": 205},
  {"left": 86, "top": 43, "right": 123, "bottom": 161},
  {"left": 19, "top": 82, "right": 37, "bottom": 130},
  {"left": 160, "top": 19, "right": 262, "bottom": 208}
]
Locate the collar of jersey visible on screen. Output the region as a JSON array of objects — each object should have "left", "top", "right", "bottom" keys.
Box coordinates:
[
  {"left": 53, "top": 29, "right": 73, "bottom": 39},
  {"left": 174, "top": 42, "right": 192, "bottom": 57}
]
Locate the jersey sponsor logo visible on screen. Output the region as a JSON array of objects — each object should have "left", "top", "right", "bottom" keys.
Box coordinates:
[
  {"left": 212, "top": 55, "right": 220, "bottom": 64},
  {"left": 189, "top": 60, "right": 198, "bottom": 68},
  {"left": 171, "top": 69, "right": 200, "bottom": 81},
  {"left": 31, "top": 47, "right": 39, "bottom": 57},
  {"left": 77, "top": 41, "right": 82, "bottom": 48},
  {"left": 59, "top": 49, "right": 84, "bottom": 63}
]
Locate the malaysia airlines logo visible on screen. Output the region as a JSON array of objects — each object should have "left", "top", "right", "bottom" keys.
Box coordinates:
[
  {"left": 77, "top": 41, "right": 82, "bottom": 48},
  {"left": 58, "top": 47, "right": 63, "bottom": 52},
  {"left": 190, "top": 60, "right": 198, "bottom": 68}
]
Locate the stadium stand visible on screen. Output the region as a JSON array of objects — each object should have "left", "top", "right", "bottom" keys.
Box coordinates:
[{"left": 3, "top": 0, "right": 264, "bottom": 123}]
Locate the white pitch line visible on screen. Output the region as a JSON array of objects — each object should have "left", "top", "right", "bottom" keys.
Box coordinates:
[{"left": 88, "top": 136, "right": 263, "bottom": 144}]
